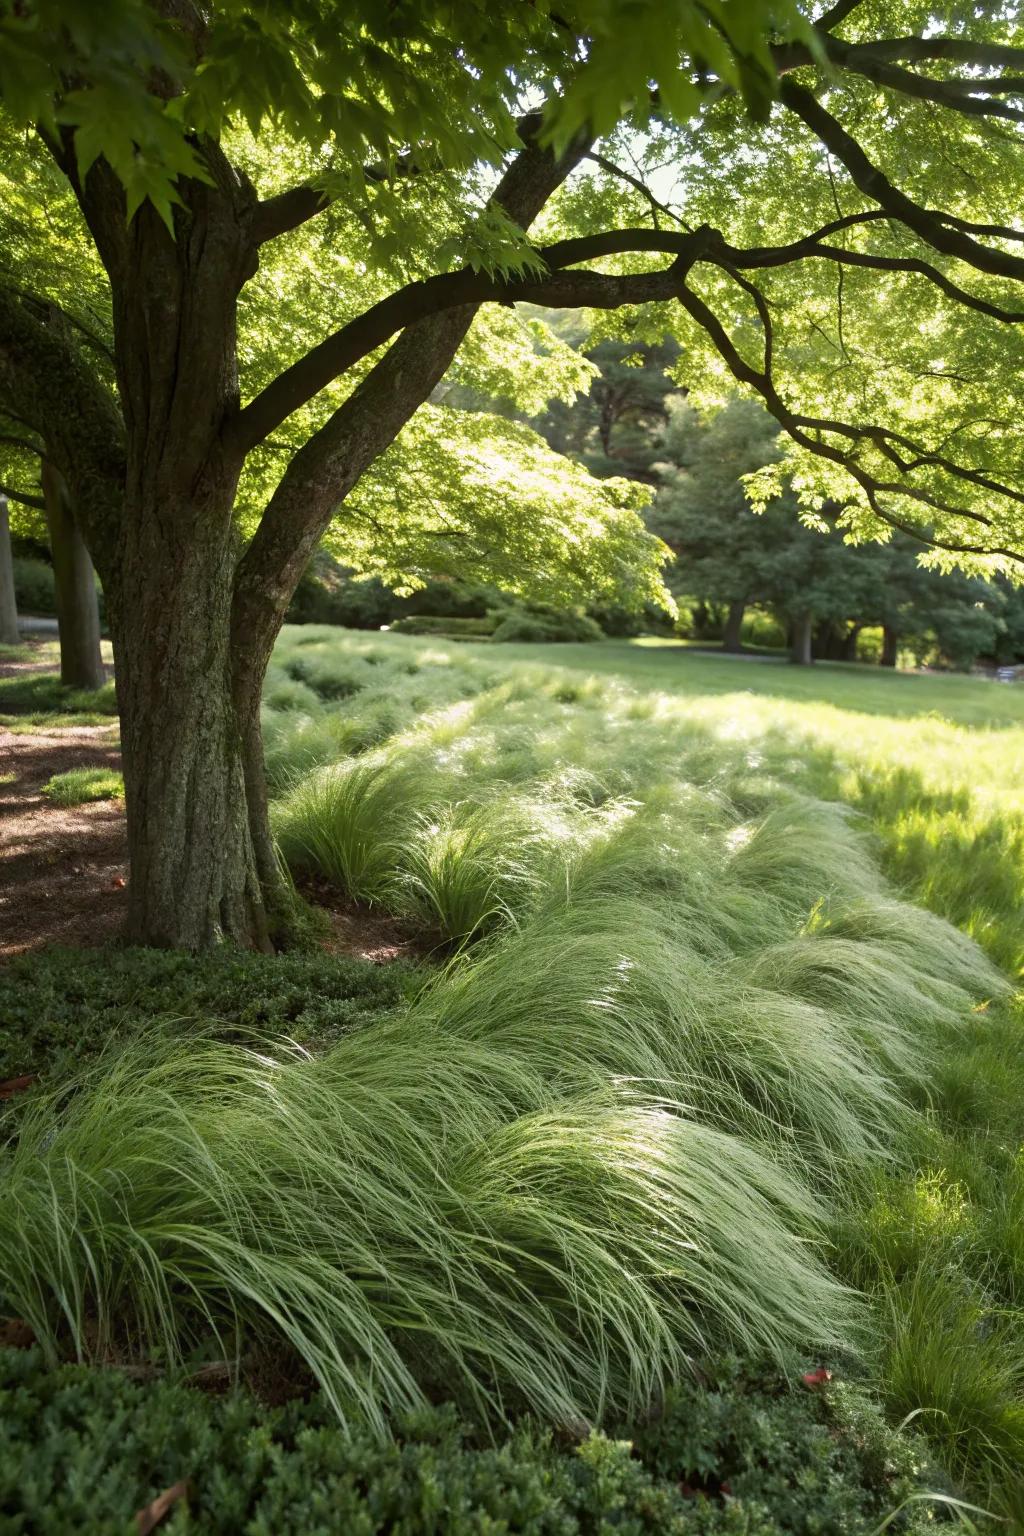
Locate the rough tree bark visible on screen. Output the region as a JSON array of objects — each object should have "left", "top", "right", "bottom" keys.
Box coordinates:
[
  {"left": 790, "top": 612, "right": 814, "bottom": 665},
  {"left": 0, "top": 494, "right": 18, "bottom": 645},
  {"left": 41, "top": 460, "right": 105, "bottom": 690},
  {"left": 722, "top": 599, "right": 746, "bottom": 653}
]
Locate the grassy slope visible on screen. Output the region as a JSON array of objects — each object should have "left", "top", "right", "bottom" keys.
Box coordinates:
[
  {"left": 269, "top": 628, "right": 1024, "bottom": 1507},
  {"left": 476, "top": 638, "right": 1024, "bottom": 970},
  {"left": 457, "top": 637, "right": 1024, "bottom": 1510}
]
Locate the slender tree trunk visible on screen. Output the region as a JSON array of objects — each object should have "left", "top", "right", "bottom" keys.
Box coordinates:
[
  {"left": 41, "top": 460, "right": 105, "bottom": 690},
  {"left": 722, "top": 598, "right": 746, "bottom": 653},
  {"left": 815, "top": 619, "right": 838, "bottom": 659},
  {"left": 0, "top": 495, "right": 19, "bottom": 645},
  {"left": 841, "top": 623, "right": 862, "bottom": 662},
  {"left": 790, "top": 612, "right": 814, "bottom": 665},
  {"left": 881, "top": 624, "right": 899, "bottom": 668}
]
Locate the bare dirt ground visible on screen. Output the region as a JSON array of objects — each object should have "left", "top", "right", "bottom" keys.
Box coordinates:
[{"left": 0, "top": 721, "right": 128, "bottom": 959}]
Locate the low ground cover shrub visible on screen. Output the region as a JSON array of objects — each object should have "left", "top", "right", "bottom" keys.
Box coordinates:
[
  {"left": 0, "top": 946, "right": 418, "bottom": 1080},
  {"left": 491, "top": 608, "right": 604, "bottom": 643},
  {"left": 0, "top": 1346, "right": 941, "bottom": 1535},
  {"left": 390, "top": 615, "right": 497, "bottom": 638}
]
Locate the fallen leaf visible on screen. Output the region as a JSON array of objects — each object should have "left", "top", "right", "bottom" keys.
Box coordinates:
[
  {"left": 802, "top": 1368, "right": 833, "bottom": 1388},
  {"left": 136, "top": 1480, "right": 188, "bottom": 1534},
  {"left": 0, "top": 1074, "right": 37, "bottom": 1099}
]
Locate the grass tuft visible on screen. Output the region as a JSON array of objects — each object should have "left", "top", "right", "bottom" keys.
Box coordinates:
[{"left": 42, "top": 766, "right": 124, "bottom": 806}]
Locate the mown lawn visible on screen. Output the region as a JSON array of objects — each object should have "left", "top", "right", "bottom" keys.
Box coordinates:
[{"left": 2, "top": 628, "right": 1022, "bottom": 1531}]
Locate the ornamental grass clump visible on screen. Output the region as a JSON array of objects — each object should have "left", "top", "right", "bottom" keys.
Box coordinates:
[{"left": 0, "top": 1028, "right": 855, "bottom": 1435}]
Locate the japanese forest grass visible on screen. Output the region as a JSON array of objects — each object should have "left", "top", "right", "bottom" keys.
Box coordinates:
[{"left": 0, "top": 630, "right": 1007, "bottom": 1439}]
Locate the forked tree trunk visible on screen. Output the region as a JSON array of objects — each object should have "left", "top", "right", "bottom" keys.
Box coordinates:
[
  {"left": 881, "top": 624, "right": 899, "bottom": 668},
  {"left": 55, "top": 122, "right": 579, "bottom": 949},
  {"left": 0, "top": 495, "right": 19, "bottom": 645},
  {"left": 722, "top": 598, "right": 746, "bottom": 653},
  {"left": 41, "top": 460, "right": 106, "bottom": 690},
  {"left": 789, "top": 612, "right": 814, "bottom": 665}
]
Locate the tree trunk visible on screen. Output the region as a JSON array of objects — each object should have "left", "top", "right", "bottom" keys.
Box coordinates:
[
  {"left": 0, "top": 495, "right": 19, "bottom": 645},
  {"left": 881, "top": 624, "right": 899, "bottom": 668},
  {"left": 41, "top": 461, "right": 106, "bottom": 690},
  {"left": 841, "top": 623, "right": 862, "bottom": 662},
  {"left": 790, "top": 612, "right": 814, "bottom": 665},
  {"left": 109, "top": 502, "right": 276, "bottom": 951},
  {"left": 815, "top": 620, "right": 838, "bottom": 659},
  {"left": 722, "top": 599, "right": 746, "bottom": 653}
]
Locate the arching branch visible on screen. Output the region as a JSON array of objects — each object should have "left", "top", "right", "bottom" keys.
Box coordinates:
[
  {"left": 779, "top": 78, "right": 1024, "bottom": 283},
  {"left": 0, "top": 481, "right": 46, "bottom": 510}
]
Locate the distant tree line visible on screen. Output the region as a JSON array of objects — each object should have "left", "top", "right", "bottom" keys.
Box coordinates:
[
  {"left": 530, "top": 335, "right": 1024, "bottom": 671},
  {"left": 278, "top": 329, "right": 1024, "bottom": 670}
]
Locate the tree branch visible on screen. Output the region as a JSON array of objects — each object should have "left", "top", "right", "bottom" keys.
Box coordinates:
[
  {"left": 779, "top": 78, "right": 1024, "bottom": 283},
  {"left": 670, "top": 272, "right": 1024, "bottom": 563},
  {"left": 0, "top": 481, "right": 46, "bottom": 510},
  {"left": 252, "top": 184, "right": 329, "bottom": 246},
  {"left": 0, "top": 431, "right": 43, "bottom": 459},
  {"left": 231, "top": 118, "right": 595, "bottom": 692},
  {"left": 814, "top": 0, "right": 866, "bottom": 31},
  {"left": 829, "top": 41, "right": 1024, "bottom": 123}
]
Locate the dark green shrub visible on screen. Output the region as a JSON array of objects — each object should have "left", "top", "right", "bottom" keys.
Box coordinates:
[
  {"left": 741, "top": 610, "right": 787, "bottom": 649},
  {"left": 395, "top": 579, "right": 496, "bottom": 621},
  {"left": 0, "top": 946, "right": 418, "bottom": 1080},
  {"left": 631, "top": 1356, "right": 944, "bottom": 1535},
  {"left": 492, "top": 609, "right": 604, "bottom": 644},
  {"left": 588, "top": 601, "right": 675, "bottom": 638},
  {"left": 390, "top": 615, "right": 496, "bottom": 638},
  {"left": 12, "top": 555, "right": 56, "bottom": 615},
  {"left": 10, "top": 556, "right": 107, "bottom": 624},
  {"left": 286, "top": 557, "right": 402, "bottom": 629},
  {"left": 0, "top": 1348, "right": 940, "bottom": 1535}
]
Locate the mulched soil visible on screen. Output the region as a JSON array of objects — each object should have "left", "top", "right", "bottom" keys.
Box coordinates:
[{"left": 0, "top": 721, "right": 128, "bottom": 959}]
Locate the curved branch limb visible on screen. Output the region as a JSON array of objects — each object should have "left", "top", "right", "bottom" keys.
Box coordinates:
[
  {"left": 0, "top": 481, "right": 46, "bottom": 511},
  {"left": 779, "top": 78, "right": 1024, "bottom": 283},
  {"left": 828, "top": 42, "right": 1024, "bottom": 122},
  {"left": 670, "top": 272, "right": 1024, "bottom": 562},
  {"left": 231, "top": 118, "right": 596, "bottom": 690}
]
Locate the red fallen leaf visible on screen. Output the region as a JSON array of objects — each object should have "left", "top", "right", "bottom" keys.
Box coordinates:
[
  {"left": 112, "top": 875, "right": 126, "bottom": 889},
  {"left": 0, "top": 1074, "right": 36, "bottom": 1099},
  {"left": 802, "top": 1368, "right": 834, "bottom": 1387},
  {"left": 136, "top": 1480, "right": 188, "bottom": 1534}
]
